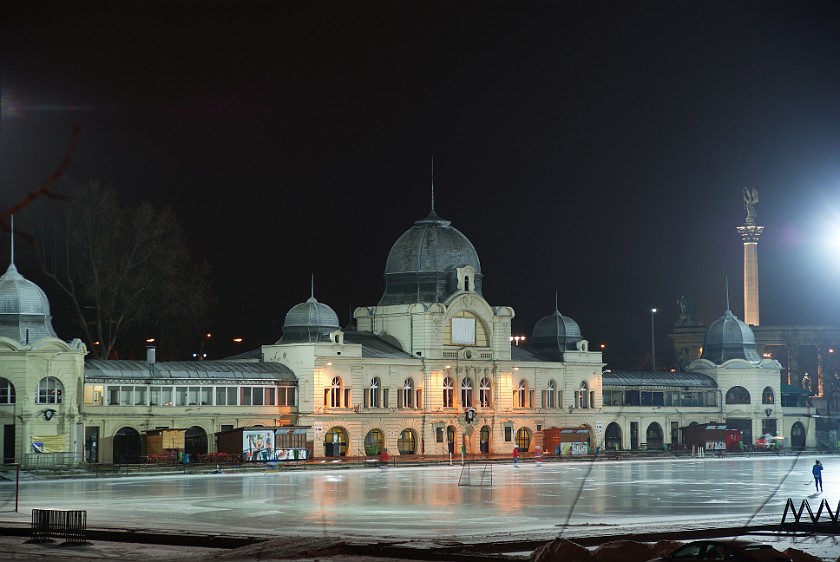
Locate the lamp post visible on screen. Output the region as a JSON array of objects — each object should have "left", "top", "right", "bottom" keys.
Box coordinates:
[{"left": 650, "top": 308, "right": 657, "bottom": 372}]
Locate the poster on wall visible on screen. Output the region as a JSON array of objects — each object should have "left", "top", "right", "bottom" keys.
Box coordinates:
[
  {"left": 241, "top": 430, "right": 309, "bottom": 461},
  {"left": 242, "top": 430, "right": 273, "bottom": 462},
  {"left": 560, "top": 442, "right": 590, "bottom": 456}
]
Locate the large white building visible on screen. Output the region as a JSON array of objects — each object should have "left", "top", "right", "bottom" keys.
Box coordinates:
[{"left": 0, "top": 205, "right": 816, "bottom": 466}]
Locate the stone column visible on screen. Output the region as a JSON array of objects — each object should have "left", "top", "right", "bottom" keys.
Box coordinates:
[{"left": 737, "top": 224, "right": 764, "bottom": 326}]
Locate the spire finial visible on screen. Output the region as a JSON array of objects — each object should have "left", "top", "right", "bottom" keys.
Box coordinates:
[
  {"left": 431, "top": 155, "right": 435, "bottom": 212},
  {"left": 554, "top": 290, "right": 559, "bottom": 312},
  {"left": 725, "top": 276, "right": 731, "bottom": 312},
  {"left": 310, "top": 273, "right": 315, "bottom": 300},
  {"left": 10, "top": 215, "right": 14, "bottom": 266}
]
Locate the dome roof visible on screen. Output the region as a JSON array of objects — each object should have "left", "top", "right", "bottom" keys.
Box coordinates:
[
  {"left": 385, "top": 210, "right": 480, "bottom": 274},
  {"left": 700, "top": 309, "right": 761, "bottom": 364},
  {"left": 379, "top": 209, "right": 483, "bottom": 305},
  {"left": 530, "top": 309, "right": 583, "bottom": 361},
  {"left": 281, "top": 296, "right": 340, "bottom": 343},
  {"left": 0, "top": 263, "right": 58, "bottom": 343}
]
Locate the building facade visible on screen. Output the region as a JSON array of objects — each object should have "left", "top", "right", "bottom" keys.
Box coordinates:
[{"left": 0, "top": 205, "right": 817, "bottom": 466}]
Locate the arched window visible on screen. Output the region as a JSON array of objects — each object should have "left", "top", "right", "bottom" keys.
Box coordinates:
[
  {"left": 461, "top": 377, "right": 473, "bottom": 408},
  {"left": 605, "top": 422, "right": 622, "bottom": 451},
  {"left": 725, "top": 386, "right": 751, "bottom": 405},
  {"left": 515, "top": 427, "right": 531, "bottom": 452},
  {"left": 762, "top": 386, "right": 775, "bottom": 404},
  {"left": 37, "top": 377, "right": 63, "bottom": 404},
  {"left": 479, "top": 377, "right": 492, "bottom": 408},
  {"left": 544, "top": 380, "right": 556, "bottom": 409},
  {"left": 0, "top": 377, "right": 15, "bottom": 404},
  {"left": 401, "top": 378, "right": 414, "bottom": 408},
  {"left": 368, "top": 377, "right": 381, "bottom": 408},
  {"left": 329, "top": 376, "right": 342, "bottom": 408},
  {"left": 364, "top": 429, "right": 384, "bottom": 455},
  {"left": 443, "top": 376, "right": 454, "bottom": 408},
  {"left": 516, "top": 379, "right": 528, "bottom": 408},
  {"left": 646, "top": 422, "right": 664, "bottom": 450}
]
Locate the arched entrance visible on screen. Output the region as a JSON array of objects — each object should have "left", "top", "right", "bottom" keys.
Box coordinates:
[
  {"left": 113, "top": 427, "right": 141, "bottom": 464},
  {"left": 645, "top": 422, "right": 664, "bottom": 450},
  {"left": 605, "top": 422, "right": 622, "bottom": 451},
  {"left": 324, "top": 427, "right": 348, "bottom": 457},
  {"left": 364, "top": 429, "right": 384, "bottom": 455},
  {"left": 515, "top": 427, "right": 531, "bottom": 452},
  {"left": 479, "top": 425, "right": 491, "bottom": 454},
  {"left": 446, "top": 425, "right": 455, "bottom": 454},
  {"left": 397, "top": 429, "right": 416, "bottom": 454},
  {"left": 185, "top": 426, "right": 207, "bottom": 457},
  {"left": 790, "top": 421, "right": 806, "bottom": 449}
]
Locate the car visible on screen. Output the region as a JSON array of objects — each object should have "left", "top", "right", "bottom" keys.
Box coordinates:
[{"left": 646, "top": 540, "right": 792, "bottom": 562}]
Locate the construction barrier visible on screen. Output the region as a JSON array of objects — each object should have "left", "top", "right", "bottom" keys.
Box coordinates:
[
  {"left": 780, "top": 498, "right": 840, "bottom": 530},
  {"left": 27, "top": 508, "right": 88, "bottom": 546}
]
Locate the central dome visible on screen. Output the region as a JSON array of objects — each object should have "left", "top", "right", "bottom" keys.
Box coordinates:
[
  {"left": 281, "top": 296, "right": 340, "bottom": 343},
  {"left": 379, "top": 209, "right": 483, "bottom": 305}
]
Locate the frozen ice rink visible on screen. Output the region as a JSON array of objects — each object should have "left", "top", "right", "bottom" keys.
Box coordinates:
[{"left": 0, "top": 453, "right": 836, "bottom": 541}]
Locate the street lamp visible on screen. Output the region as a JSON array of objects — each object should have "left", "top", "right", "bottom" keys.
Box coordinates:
[
  {"left": 650, "top": 308, "right": 657, "bottom": 372},
  {"left": 510, "top": 336, "right": 526, "bottom": 346}
]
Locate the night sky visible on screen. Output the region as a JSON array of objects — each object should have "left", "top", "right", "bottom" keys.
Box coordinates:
[{"left": 1, "top": 1, "right": 839, "bottom": 361}]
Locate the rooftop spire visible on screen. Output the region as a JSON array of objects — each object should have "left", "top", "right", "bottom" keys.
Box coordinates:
[
  {"left": 431, "top": 155, "right": 435, "bottom": 212},
  {"left": 725, "top": 276, "right": 731, "bottom": 312},
  {"left": 10, "top": 215, "right": 14, "bottom": 266}
]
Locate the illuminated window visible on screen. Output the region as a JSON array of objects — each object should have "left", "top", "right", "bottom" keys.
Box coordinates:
[
  {"left": 460, "top": 377, "right": 473, "bottom": 408},
  {"left": 516, "top": 379, "right": 528, "bottom": 408},
  {"left": 443, "top": 377, "right": 454, "bottom": 408},
  {"left": 329, "top": 377, "right": 342, "bottom": 408},
  {"left": 762, "top": 386, "right": 775, "bottom": 404},
  {"left": 401, "top": 378, "right": 414, "bottom": 408},
  {"left": 36, "top": 377, "right": 63, "bottom": 404},
  {"left": 479, "top": 377, "right": 492, "bottom": 408}
]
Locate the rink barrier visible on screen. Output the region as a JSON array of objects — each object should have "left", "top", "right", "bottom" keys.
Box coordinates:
[
  {"left": 780, "top": 498, "right": 840, "bottom": 529},
  {"left": 27, "top": 508, "right": 88, "bottom": 545}
]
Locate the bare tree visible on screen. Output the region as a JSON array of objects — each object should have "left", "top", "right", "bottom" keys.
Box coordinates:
[{"left": 22, "top": 180, "right": 215, "bottom": 359}]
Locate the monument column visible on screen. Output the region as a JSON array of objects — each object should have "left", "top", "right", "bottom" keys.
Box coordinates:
[{"left": 736, "top": 187, "right": 764, "bottom": 326}]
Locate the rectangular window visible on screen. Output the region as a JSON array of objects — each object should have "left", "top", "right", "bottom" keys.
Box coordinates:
[
  {"left": 120, "top": 386, "right": 132, "bottom": 406},
  {"left": 220, "top": 424, "right": 234, "bottom": 432},
  {"left": 161, "top": 387, "right": 173, "bottom": 406},
  {"left": 176, "top": 387, "right": 188, "bottom": 406},
  {"left": 215, "top": 387, "right": 227, "bottom": 406},
  {"left": 435, "top": 426, "right": 444, "bottom": 443},
  {"left": 134, "top": 386, "right": 147, "bottom": 406},
  {"left": 150, "top": 386, "right": 161, "bottom": 406},
  {"left": 188, "top": 387, "right": 200, "bottom": 406},
  {"left": 265, "top": 387, "right": 275, "bottom": 406},
  {"left": 252, "top": 387, "right": 264, "bottom": 406},
  {"left": 227, "top": 387, "right": 237, "bottom": 405},
  {"left": 504, "top": 426, "right": 513, "bottom": 442},
  {"left": 108, "top": 386, "right": 120, "bottom": 406},
  {"left": 451, "top": 317, "right": 476, "bottom": 345},
  {"left": 200, "top": 387, "right": 212, "bottom": 406},
  {"left": 241, "top": 387, "right": 252, "bottom": 406}
]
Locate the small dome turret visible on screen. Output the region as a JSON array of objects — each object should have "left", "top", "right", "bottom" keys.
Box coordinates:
[
  {"left": 281, "top": 295, "right": 340, "bottom": 343},
  {"left": 0, "top": 263, "right": 58, "bottom": 344},
  {"left": 701, "top": 308, "right": 761, "bottom": 364},
  {"left": 530, "top": 308, "right": 583, "bottom": 361}
]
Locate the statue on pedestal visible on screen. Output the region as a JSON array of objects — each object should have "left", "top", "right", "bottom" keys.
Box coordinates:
[{"left": 743, "top": 187, "right": 759, "bottom": 225}]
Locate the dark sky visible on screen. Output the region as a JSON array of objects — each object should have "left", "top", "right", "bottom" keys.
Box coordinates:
[{"left": 1, "top": 1, "right": 839, "bottom": 359}]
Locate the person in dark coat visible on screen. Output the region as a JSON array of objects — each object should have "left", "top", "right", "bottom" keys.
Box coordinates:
[{"left": 812, "top": 460, "right": 824, "bottom": 492}]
